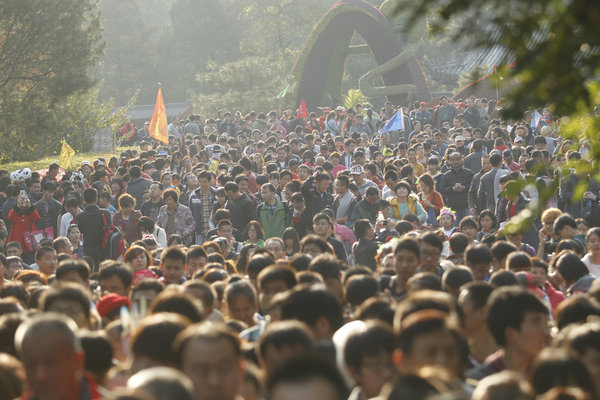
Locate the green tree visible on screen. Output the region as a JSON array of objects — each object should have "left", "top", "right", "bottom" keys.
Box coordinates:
[
  {"left": 396, "top": 0, "right": 600, "bottom": 232},
  {"left": 97, "top": 0, "right": 158, "bottom": 105},
  {"left": 195, "top": 56, "right": 290, "bottom": 116},
  {"left": 158, "top": 0, "right": 241, "bottom": 102},
  {"left": 0, "top": 0, "right": 104, "bottom": 161}
]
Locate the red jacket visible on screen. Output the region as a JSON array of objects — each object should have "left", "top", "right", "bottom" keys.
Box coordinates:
[{"left": 8, "top": 207, "right": 40, "bottom": 251}]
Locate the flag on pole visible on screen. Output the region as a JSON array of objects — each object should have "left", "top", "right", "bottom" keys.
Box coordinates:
[
  {"left": 149, "top": 83, "right": 168, "bottom": 144},
  {"left": 276, "top": 84, "right": 289, "bottom": 99},
  {"left": 297, "top": 98, "right": 307, "bottom": 119},
  {"left": 379, "top": 108, "right": 404, "bottom": 134},
  {"left": 59, "top": 138, "right": 75, "bottom": 170},
  {"left": 530, "top": 109, "right": 541, "bottom": 131}
]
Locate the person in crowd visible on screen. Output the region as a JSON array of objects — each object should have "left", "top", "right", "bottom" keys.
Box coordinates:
[
  {"left": 3, "top": 98, "right": 600, "bottom": 400},
  {"left": 157, "top": 189, "right": 195, "bottom": 247}
]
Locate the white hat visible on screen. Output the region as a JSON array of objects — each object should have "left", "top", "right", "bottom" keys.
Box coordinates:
[
  {"left": 350, "top": 165, "right": 364, "bottom": 175},
  {"left": 455, "top": 135, "right": 465, "bottom": 141}
]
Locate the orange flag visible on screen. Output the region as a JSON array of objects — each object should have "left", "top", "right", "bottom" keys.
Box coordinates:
[
  {"left": 149, "top": 84, "right": 168, "bottom": 144},
  {"left": 297, "top": 98, "right": 307, "bottom": 118}
]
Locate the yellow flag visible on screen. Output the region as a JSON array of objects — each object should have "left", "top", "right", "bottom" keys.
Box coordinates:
[
  {"left": 59, "top": 139, "right": 75, "bottom": 170},
  {"left": 149, "top": 83, "right": 168, "bottom": 144}
]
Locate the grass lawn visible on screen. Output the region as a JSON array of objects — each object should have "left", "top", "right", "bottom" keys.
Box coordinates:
[{"left": 1, "top": 146, "right": 138, "bottom": 173}]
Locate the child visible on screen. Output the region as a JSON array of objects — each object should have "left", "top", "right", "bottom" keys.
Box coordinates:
[
  {"left": 438, "top": 207, "right": 458, "bottom": 238},
  {"left": 352, "top": 219, "right": 378, "bottom": 271}
]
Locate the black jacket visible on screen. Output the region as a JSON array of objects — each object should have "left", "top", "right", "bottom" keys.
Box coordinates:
[
  {"left": 76, "top": 204, "right": 112, "bottom": 264},
  {"left": 226, "top": 193, "right": 256, "bottom": 232},
  {"left": 441, "top": 167, "right": 474, "bottom": 210}
]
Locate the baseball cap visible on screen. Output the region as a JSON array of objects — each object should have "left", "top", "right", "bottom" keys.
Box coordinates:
[
  {"left": 81, "top": 160, "right": 91, "bottom": 167},
  {"left": 350, "top": 165, "right": 364, "bottom": 175},
  {"left": 514, "top": 136, "right": 523, "bottom": 143},
  {"left": 420, "top": 101, "right": 427, "bottom": 106},
  {"left": 455, "top": 135, "right": 465, "bottom": 141},
  {"left": 212, "top": 145, "right": 222, "bottom": 153},
  {"left": 157, "top": 150, "right": 168, "bottom": 156},
  {"left": 458, "top": 102, "right": 466, "bottom": 108}
]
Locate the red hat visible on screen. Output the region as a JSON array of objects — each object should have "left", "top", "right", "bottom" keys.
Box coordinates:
[
  {"left": 132, "top": 268, "right": 158, "bottom": 285},
  {"left": 420, "top": 101, "right": 427, "bottom": 106},
  {"left": 96, "top": 293, "right": 130, "bottom": 318},
  {"left": 458, "top": 102, "right": 467, "bottom": 108}
]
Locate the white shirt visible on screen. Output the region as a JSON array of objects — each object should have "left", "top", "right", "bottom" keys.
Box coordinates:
[{"left": 582, "top": 253, "right": 600, "bottom": 277}]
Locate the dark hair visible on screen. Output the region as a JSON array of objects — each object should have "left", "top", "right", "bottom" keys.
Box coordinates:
[
  {"left": 309, "top": 254, "right": 342, "bottom": 281},
  {"left": 556, "top": 251, "right": 589, "bottom": 285},
  {"left": 258, "top": 321, "right": 313, "bottom": 361},
  {"left": 420, "top": 231, "right": 444, "bottom": 252},
  {"left": 162, "top": 188, "right": 178, "bottom": 203},
  {"left": 489, "top": 270, "right": 519, "bottom": 287},
  {"left": 531, "top": 348, "right": 596, "bottom": 397},
  {"left": 99, "top": 263, "right": 133, "bottom": 289},
  {"left": 281, "top": 285, "right": 344, "bottom": 332},
  {"left": 442, "top": 266, "right": 474, "bottom": 294},
  {"left": 554, "top": 295, "right": 600, "bottom": 330},
  {"left": 160, "top": 246, "right": 187, "bottom": 266},
  {"left": 459, "top": 281, "right": 493, "bottom": 310},
  {"left": 148, "top": 289, "right": 204, "bottom": 323},
  {"left": 486, "top": 286, "right": 548, "bottom": 346},
  {"left": 41, "top": 283, "right": 91, "bottom": 321},
  {"left": 353, "top": 219, "right": 372, "bottom": 239},
  {"left": 465, "top": 244, "right": 493, "bottom": 265},
  {"left": 448, "top": 232, "right": 469, "bottom": 254},
  {"left": 553, "top": 214, "right": 577, "bottom": 236},
  {"left": 345, "top": 275, "right": 379, "bottom": 306},
  {"left": 258, "top": 265, "right": 297, "bottom": 292},
  {"left": 344, "top": 322, "right": 393, "bottom": 371},
  {"left": 131, "top": 312, "right": 190, "bottom": 367},
  {"left": 243, "top": 220, "right": 264, "bottom": 241},
  {"left": 267, "top": 354, "right": 348, "bottom": 400},
  {"left": 394, "top": 238, "right": 421, "bottom": 258},
  {"left": 174, "top": 322, "right": 241, "bottom": 367},
  {"left": 491, "top": 240, "right": 517, "bottom": 263},
  {"left": 55, "top": 260, "right": 90, "bottom": 282}
]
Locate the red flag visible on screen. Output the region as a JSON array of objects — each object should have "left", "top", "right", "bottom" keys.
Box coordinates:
[
  {"left": 149, "top": 84, "right": 168, "bottom": 144},
  {"left": 297, "top": 98, "right": 307, "bottom": 119}
]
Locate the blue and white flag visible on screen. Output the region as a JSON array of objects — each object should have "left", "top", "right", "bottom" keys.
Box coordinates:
[
  {"left": 530, "top": 109, "right": 541, "bottom": 131},
  {"left": 379, "top": 108, "right": 404, "bottom": 134}
]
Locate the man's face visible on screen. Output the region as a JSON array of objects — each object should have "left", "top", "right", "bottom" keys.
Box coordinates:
[
  {"left": 399, "top": 328, "right": 460, "bottom": 377},
  {"left": 161, "top": 258, "right": 185, "bottom": 284},
  {"left": 259, "top": 279, "right": 289, "bottom": 312},
  {"left": 316, "top": 178, "right": 330, "bottom": 193},
  {"left": 187, "top": 256, "right": 207, "bottom": 278},
  {"left": 182, "top": 338, "right": 241, "bottom": 400},
  {"left": 228, "top": 295, "right": 257, "bottom": 327},
  {"left": 99, "top": 275, "right": 128, "bottom": 296},
  {"left": 481, "top": 157, "right": 492, "bottom": 172},
  {"left": 265, "top": 240, "right": 285, "bottom": 260},
  {"left": 165, "top": 196, "right": 177, "bottom": 209},
  {"left": 334, "top": 180, "right": 346, "bottom": 194},
  {"left": 351, "top": 351, "right": 394, "bottom": 399},
  {"left": 21, "top": 330, "right": 84, "bottom": 400},
  {"left": 187, "top": 175, "right": 199, "bottom": 189},
  {"left": 218, "top": 224, "right": 234, "bottom": 241},
  {"left": 509, "top": 311, "right": 549, "bottom": 360},
  {"left": 30, "top": 182, "right": 41, "bottom": 194},
  {"left": 238, "top": 179, "right": 249, "bottom": 194},
  {"left": 298, "top": 168, "right": 309, "bottom": 181},
  {"left": 449, "top": 154, "right": 462, "bottom": 169},
  {"left": 162, "top": 174, "right": 172, "bottom": 187},
  {"left": 150, "top": 184, "right": 162, "bottom": 199},
  {"left": 366, "top": 193, "right": 378, "bottom": 205},
  {"left": 419, "top": 241, "right": 441, "bottom": 274},
  {"left": 261, "top": 187, "right": 275, "bottom": 203},
  {"left": 38, "top": 252, "right": 58, "bottom": 276},
  {"left": 352, "top": 173, "right": 364, "bottom": 186},
  {"left": 277, "top": 150, "right": 286, "bottom": 162},
  {"left": 394, "top": 249, "right": 419, "bottom": 282},
  {"left": 6, "top": 246, "right": 21, "bottom": 257},
  {"left": 407, "top": 150, "right": 417, "bottom": 163},
  {"left": 313, "top": 219, "right": 330, "bottom": 237},
  {"left": 46, "top": 299, "right": 89, "bottom": 329}
]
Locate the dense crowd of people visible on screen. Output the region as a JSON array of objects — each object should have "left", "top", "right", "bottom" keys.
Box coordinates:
[{"left": 0, "top": 97, "right": 599, "bottom": 400}]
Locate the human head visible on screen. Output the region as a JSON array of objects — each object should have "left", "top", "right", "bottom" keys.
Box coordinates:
[
  {"left": 174, "top": 322, "right": 242, "bottom": 400},
  {"left": 160, "top": 246, "right": 187, "bottom": 285},
  {"left": 15, "top": 313, "right": 84, "bottom": 400}
]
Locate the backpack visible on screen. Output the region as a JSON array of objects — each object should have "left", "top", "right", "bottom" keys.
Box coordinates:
[{"left": 101, "top": 213, "right": 125, "bottom": 260}]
